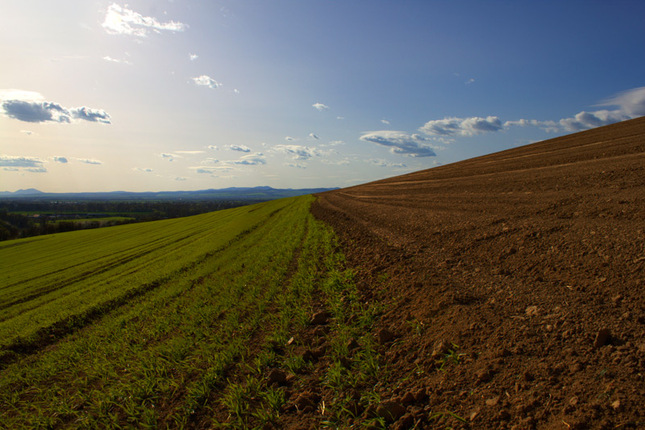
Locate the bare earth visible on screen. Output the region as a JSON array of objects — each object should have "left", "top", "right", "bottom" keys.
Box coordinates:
[{"left": 311, "top": 117, "right": 645, "bottom": 429}]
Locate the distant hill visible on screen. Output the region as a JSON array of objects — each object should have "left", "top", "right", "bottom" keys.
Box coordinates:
[{"left": 0, "top": 186, "right": 338, "bottom": 201}]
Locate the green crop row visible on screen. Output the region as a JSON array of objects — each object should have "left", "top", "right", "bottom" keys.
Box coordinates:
[{"left": 0, "top": 195, "right": 384, "bottom": 428}]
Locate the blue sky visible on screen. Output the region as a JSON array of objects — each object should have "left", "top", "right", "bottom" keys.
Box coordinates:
[{"left": 1, "top": 0, "right": 644, "bottom": 192}]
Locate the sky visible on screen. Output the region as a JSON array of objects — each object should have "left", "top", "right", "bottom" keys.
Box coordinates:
[{"left": 1, "top": 1, "right": 645, "bottom": 193}]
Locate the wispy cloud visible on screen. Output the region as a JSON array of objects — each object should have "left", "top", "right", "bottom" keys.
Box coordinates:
[
  {"left": 192, "top": 75, "right": 222, "bottom": 89},
  {"left": 77, "top": 158, "right": 102, "bottom": 165},
  {"left": 419, "top": 116, "right": 503, "bottom": 136},
  {"left": 0, "top": 155, "right": 47, "bottom": 173},
  {"left": 53, "top": 156, "right": 68, "bottom": 164},
  {"left": 102, "top": 3, "right": 187, "bottom": 37},
  {"left": 103, "top": 56, "right": 132, "bottom": 65},
  {"left": 0, "top": 90, "right": 111, "bottom": 124},
  {"left": 312, "top": 102, "right": 329, "bottom": 111},
  {"left": 273, "top": 144, "right": 321, "bottom": 160},
  {"left": 359, "top": 131, "right": 438, "bottom": 157},
  {"left": 368, "top": 159, "right": 407, "bottom": 168},
  {"left": 133, "top": 167, "right": 153, "bottom": 173},
  {"left": 308, "top": 133, "right": 319, "bottom": 140},
  {"left": 381, "top": 119, "right": 390, "bottom": 125}
]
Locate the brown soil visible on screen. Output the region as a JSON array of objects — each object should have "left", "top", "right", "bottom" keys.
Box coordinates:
[{"left": 310, "top": 117, "right": 645, "bottom": 429}]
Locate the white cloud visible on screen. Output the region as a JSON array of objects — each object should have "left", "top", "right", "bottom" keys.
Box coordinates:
[
  {"left": 309, "top": 133, "right": 319, "bottom": 140},
  {"left": 161, "top": 153, "right": 176, "bottom": 161},
  {"left": 312, "top": 102, "right": 329, "bottom": 111},
  {"left": 419, "top": 116, "right": 503, "bottom": 136},
  {"left": 600, "top": 86, "right": 645, "bottom": 118},
  {"left": 0, "top": 155, "right": 45, "bottom": 168},
  {"left": 359, "top": 130, "right": 438, "bottom": 157},
  {"left": 273, "top": 144, "right": 321, "bottom": 160},
  {"left": 175, "top": 150, "right": 205, "bottom": 154},
  {"left": 465, "top": 78, "right": 475, "bottom": 85},
  {"left": 287, "top": 162, "right": 308, "bottom": 169},
  {"left": 191, "top": 165, "right": 232, "bottom": 175},
  {"left": 233, "top": 153, "right": 266, "bottom": 165},
  {"left": 0, "top": 90, "right": 111, "bottom": 124},
  {"left": 102, "top": 3, "right": 187, "bottom": 37},
  {"left": 192, "top": 75, "right": 222, "bottom": 89},
  {"left": 505, "top": 87, "right": 645, "bottom": 133},
  {"left": 368, "top": 159, "right": 407, "bottom": 168},
  {"left": 77, "top": 158, "right": 102, "bottom": 165},
  {"left": 381, "top": 119, "right": 390, "bottom": 125},
  {"left": 227, "top": 144, "right": 251, "bottom": 153},
  {"left": 189, "top": 53, "right": 199, "bottom": 61},
  {"left": 326, "top": 140, "right": 345, "bottom": 146},
  {"left": 53, "top": 156, "right": 68, "bottom": 164},
  {"left": 134, "top": 167, "right": 153, "bottom": 173},
  {"left": 103, "top": 56, "right": 132, "bottom": 65},
  {"left": 207, "top": 145, "right": 218, "bottom": 150}
]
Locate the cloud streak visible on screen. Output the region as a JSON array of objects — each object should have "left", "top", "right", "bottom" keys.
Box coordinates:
[
  {"left": 273, "top": 144, "right": 321, "bottom": 160},
  {"left": 0, "top": 155, "right": 47, "bottom": 172},
  {"left": 359, "top": 131, "right": 438, "bottom": 157},
  {"left": 419, "top": 116, "right": 503, "bottom": 136},
  {"left": 102, "top": 3, "right": 187, "bottom": 37}
]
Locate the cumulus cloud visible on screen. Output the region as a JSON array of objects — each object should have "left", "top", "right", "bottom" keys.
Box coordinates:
[
  {"left": 509, "top": 87, "right": 645, "bottom": 133},
  {"left": 207, "top": 145, "right": 218, "bottom": 150},
  {"left": 227, "top": 144, "right": 251, "bottom": 153},
  {"left": 192, "top": 75, "right": 222, "bottom": 89},
  {"left": 70, "top": 107, "right": 111, "bottom": 123},
  {"left": 284, "top": 136, "right": 296, "bottom": 141},
  {"left": 189, "top": 53, "right": 198, "bottom": 61},
  {"left": 419, "top": 116, "right": 503, "bottom": 136},
  {"left": 233, "top": 153, "right": 266, "bottom": 165},
  {"left": 273, "top": 144, "right": 321, "bottom": 160},
  {"left": 309, "top": 133, "right": 319, "bottom": 140},
  {"left": 0, "top": 90, "right": 111, "bottom": 124},
  {"left": 102, "top": 3, "right": 187, "bottom": 37},
  {"left": 359, "top": 131, "right": 437, "bottom": 157},
  {"left": 312, "top": 102, "right": 329, "bottom": 111},
  {"left": 161, "top": 153, "right": 176, "bottom": 161},
  {"left": 54, "top": 156, "right": 68, "bottom": 163},
  {"left": 553, "top": 87, "right": 645, "bottom": 132},
  {"left": 381, "top": 119, "right": 390, "bottom": 125}
]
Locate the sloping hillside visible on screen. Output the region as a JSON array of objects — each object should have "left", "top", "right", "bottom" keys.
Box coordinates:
[{"left": 313, "top": 117, "right": 645, "bottom": 429}]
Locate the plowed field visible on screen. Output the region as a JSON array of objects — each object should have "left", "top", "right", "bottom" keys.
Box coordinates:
[{"left": 312, "top": 117, "right": 645, "bottom": 429}]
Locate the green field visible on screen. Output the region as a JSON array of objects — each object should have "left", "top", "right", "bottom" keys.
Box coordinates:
[{"left": 0, "top": 196, "right": 382, "bottom": 428}]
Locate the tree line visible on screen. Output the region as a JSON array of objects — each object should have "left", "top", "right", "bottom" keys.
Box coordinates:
[{"left": 0, "top": 199, "right": 261, "bottom": 241}]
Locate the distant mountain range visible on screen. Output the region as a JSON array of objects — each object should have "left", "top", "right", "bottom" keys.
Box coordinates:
[{"left": 0, "top": 186, "right": 337, "bottom": 201}]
